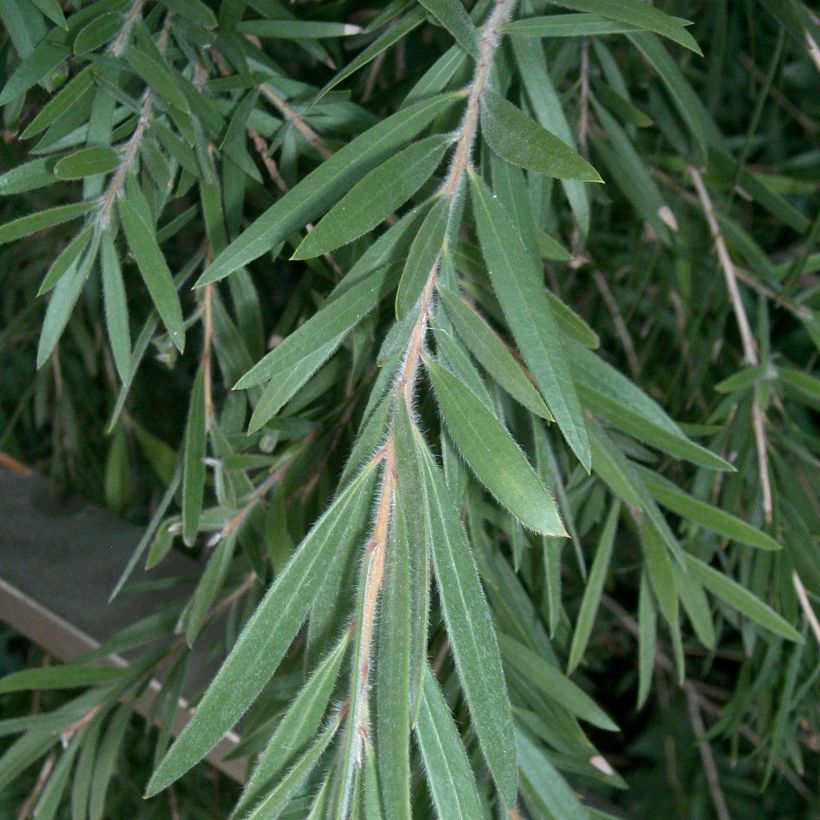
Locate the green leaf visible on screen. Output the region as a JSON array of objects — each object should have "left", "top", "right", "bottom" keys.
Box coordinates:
[
  {"left": 480, "top": 90, "right": 602, "bottom": 182},
  {"left": 0, "top": 157, "right": 55, "bottom": 195},
  {"left": 0, "top": 38, "right": 69, "bottom": 106},
  {"left": 517, "top": 730, "right": 587, "bottom": 820},
  {"left": 567, "top": 501, "right": 619, "bottom": 674},
  {"left": 182, "top": 365, "right": 206, "bottom": 546},
  {"left": 244, "top": 715, "right": 343, "bottom": 820},
  {"left": 415, "top": 666, "right": 483, "bottom": 820},
  {"left": 418, "top": 0, "right": 479, "bottom": 57},
  {"left": 685, "top": 555, "right": 802, "bottom": 643},
  {"left": 470, "top": 170, "right": 591, "bottom": 469},
  {"left": 118, "top": 195, "right": 185, "bottom": 353},
  {"left": 74, "top": 12, "right": 122, "bottom": 54},
  {"left": 53, "top": 146, "right": 119, "bottom": 179},
  {"left": 637, "top": 571, "right": 656, "bottom": 708},
  {"left": 20, "top": 66, "right": 93, "bottom": 139},
  {"left": 101, "top": 233, "right": 132, "bottom": 382},
  {"left": 375, "top": 475, "right": 412, "bottom": 819},
  {"left": 0, "top": 200, "right": 96, "bottom": 246},
  {"left": 27, "top": 0, "right": 67, "bottom": 29},
  {"left": 145, "top": 465, "right": 376, "bottom": 796},
  {"left": 639, "top": 518, "right": 678, "bottom": 630},
  {"left": 393, "top": 400, "right": 430, "bottom": 726},
  {"left": 235, "top": 631, "right": 351, "bottom": 816},
  {"left": 160, "top": 0, "right": 217, "bottom": 26},
  {"left": 37, "top": 225, "right": 93, "bottom": 295},
  {"left": 504, "top": 13, "right": 638, "bottom": 37},
  {"left": 396, "top": 196, "right": 448, "bottom": 318},
  {"left": 238, "top": 20, "right": 363, "bottom": 38},
  {"left": 547, "top": 0, "right": 701, "bottom": 53},
  {"left": 198, "top": 93, "right": 461, "bottom": 285},
  {"left": 238, "top": 265, "right": 397, "bottom": 431},
  {"left": 0, "top": 663, "right": 121, "bottom": 694},
  {"left": 293, "top": 135, "right": 451, "bottom": 259},
  {"left": 88, "top": 704, "right": 132, "bottom": 820},
  {"left": 427, "top": 357, "right": 565, "bottom": 536},
  {"left": 499, "top": 634, "right": 619, "bottom": 731},
  {"left": 126, "top": 46, "right": 190, "bottom": 113},
  {"left": 439, "top": 287, "right": 552, "bottom": 419},
  {"left": 638, "top": 467, "right": 781, "bottom": 551},
  {"left": 417, "top": 437, "right": 518, "bottom": 807}
]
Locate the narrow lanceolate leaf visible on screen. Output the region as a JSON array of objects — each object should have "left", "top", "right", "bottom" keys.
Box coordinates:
[
  {"left": 238, "top": 20, "right": 362, "bottom": 38},
  {"left": 396, "top": 196, "right": 448, "bottom": 318},
  {"left": 37, "top": 225, "right": 93, "bottom": 295},
  {"left": 198, "top": 94, "right": 461, "bottom": 285},
  {"left": 101, "top": 233, "right": 131, "bottom": 382},
  {"left": 639, "top": 518, "right": 678, "bottom": 630},
  {"left": 181, "top": 365, "right": 206, "bottom": 546},
  {"left": 685, "top": 555, "right": 802, "bottom": 643},
  {"left": 417, "top": 437, "right": 518, "bottom": 807},
  {"left": 439, "top": 287, "right": 552, "bottom": 419},
  {"left": 28, "top": 0, "right": 67, "bottom": 28},
  {"left": 567, "top": 501, "right": 619, "bottom": 674},
  {"left": 53, "top": 146, "right": 119, "bottom": 179},
  {"left": 235, "top": 631, "right": 351, "bottom": 817},
  {"left": 470, "top": 171, "right": 591, "bottom": 469},
  {"left": 504, "top": 13, "right": 639, "bottom": 38},
  {"left": 0, "top": 663, "right": 121, "bottom": 695},
  {"left": 146, "top": 465, "right": 377, "bottom": 796},
  {"left": 547, "top": 0, "right": 701, "bottom": 54},
  {"left": 126, "top": 46, "right": 190, "bottom": 113},
  {"left": 293, "top": 135, "right": 451, "bottom": 259},
  {"left": 517, "top": 730, "right": 587, "bottom": 820},
  {"left": 637, "top": 571, "right": 656, "bottom": 708},
  {"left": 393, "top": 400, "right": 430, "bottom": 725},
  {"left": 480, "top": 91, "right": 602, "bottom": 183},
  {"left": 375, "top": 485, "right": 412, "bottom": 820},
  {"left": 245, "top": 716, "right": 343, "bottom": 820},
  {"left": 415, "top": 666, "right": 483, "bottom": 820},
  {"left": 418, "top": 0, "right": 479, "bottom": 57},
  {"left": 638, "top": 467, "right": 781, "bottom": 551},
  {"left": 427, "top": 357, "right": 565, "bottom": 536},
  {"left": 499, "top": 634, "right": 619, "bottom": 731},
  {"left": 118, "top": 197, "right": 185, "bottom": 353},
  {"left": 237, "top": 265, "right": 395, "bottom": 429},
  {"left": 0, "top": 200, "right": 96, "bottom": 246}
]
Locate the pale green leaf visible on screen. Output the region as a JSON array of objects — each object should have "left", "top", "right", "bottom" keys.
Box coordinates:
[
  {"left": 417, "top": 437, "right": 518, "bottom": 807},
  {"left": 470, "top": 171, "right": 591, "bottom": 469},
  {"left": 418, "top": 0, "right": 479, "bottom": 57},
  {"left": 427, "top": 357, "right": 565, "bottom": 536},
  {"left": 0, "top": 200, "right": 96, "bottom": 246},
  {"left": 480, "top": 90, "right": 602, "bottom": 182},
  {"left": 145, "top": 465, "right": 377, "bottom": 796},
  {"left": 293, "top": 134, "right": 451, "bottom": 259},
  {"left": 182, "top": 365, "right": 206, "bottom": 546},
  {"left": 53, "top": 146, "right": 119, "bottom": 179}
]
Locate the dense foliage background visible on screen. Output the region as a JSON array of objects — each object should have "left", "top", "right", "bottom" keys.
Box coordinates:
[{"left": 0, "top": 0, "right": 818, "bottom": 817}]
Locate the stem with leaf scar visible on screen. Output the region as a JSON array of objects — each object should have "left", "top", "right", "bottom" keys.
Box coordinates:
[{"left": 337, "top": 0, "right": 517, "bottom": 809}]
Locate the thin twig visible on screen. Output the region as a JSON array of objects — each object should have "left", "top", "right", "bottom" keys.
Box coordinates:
[
  {"left": 592, "top": 270, "right": 639, "bottom": 376},
  {"left": 792, "top": 571, "right": 820, "bottom": 645},
  {"left": 689, "top": 165, "right": 772, "bottom": 521},
  {"left": 260, "top": 84, "right": 332, "bottom": 159},
  {"left": 685, "top": 686, "right": 731, "bottom": 820},
  {"left": 110, "top": 0, "right": 145, "bottom": 57},
  {"left": 16, "top": 752, "right": 56, "bottom": 820}
]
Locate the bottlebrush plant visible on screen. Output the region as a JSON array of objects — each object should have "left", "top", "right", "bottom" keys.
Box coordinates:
[{"left": 0, "top": 0, "right": 817, "bottom": 817}]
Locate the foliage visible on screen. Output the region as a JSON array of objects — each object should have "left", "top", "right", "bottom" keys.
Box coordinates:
[{"left": 0, "top": 0, "right": 818, "bottom": 817}]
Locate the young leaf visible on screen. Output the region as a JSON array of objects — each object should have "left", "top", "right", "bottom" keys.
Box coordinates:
[
  {"left": 470, "top": 170, "right": 591, "bottom": 469},
  {"left": 480, "top": 90, "right": 602, "bottom": 183},
  {"left": 417, "top": 437, "right": 518, "bottom": 808},
  {"left": 146, "top": 465, "right": 377, "bottom": 796},
  {"left": 292, "top": 134, "right": 451, "bottom": 259},
  {"left": 415, "top": 666, "right": 483, "bottom": 820},
  {"left": 118, "top": 195, "right": 185, "bottom": 353},
  {"left": 427, "top": 357, "right": 565, "bottom": 536}
]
